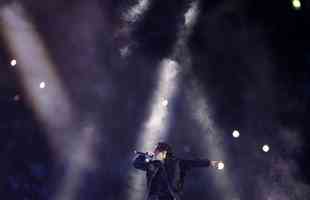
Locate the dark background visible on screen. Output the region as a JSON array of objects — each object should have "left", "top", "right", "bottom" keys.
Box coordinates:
[{"left": 1, "top": 0, "right": 310, "bottom": 199}]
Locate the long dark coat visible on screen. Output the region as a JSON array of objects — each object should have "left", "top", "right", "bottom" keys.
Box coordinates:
[{"left": 133, "top": 154, "right": 211, "bottom": 200}]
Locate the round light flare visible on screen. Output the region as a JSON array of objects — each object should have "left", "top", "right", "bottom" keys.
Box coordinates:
[
  {"left": 292, "top": 0, "right": 301, "bottom": 9},
  {"left": 39, "top": 81, "right": 46, "bottom": 89},
  {"left": 162, "top": 99, "right": 169, "bottom": 107},
  {"left": 262, "top": 144, "right": 270, "bottom": 153},
  {"left": 10, "top": 59, "right": 17, "bottom": 66},
  {"left": 217, "top": 161, "right": 225, "bottom": 170},
  {"left": 232, "top": 130, "right": 240, "bottom": 138}
]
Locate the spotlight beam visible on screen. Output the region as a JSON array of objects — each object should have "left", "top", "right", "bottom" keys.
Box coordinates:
[
  {"left": 1, "top": 4, "right": 99, "bottom": 200},
  {"left": 127, "top": 59, "right": 180, "bottom": 200},
  {"left": 171, "top": 1, "right": 199, "bottom": 62},
  {"left": 173, "top": 2, "right": 239, "bottom": 199},
  {"left": 124, "top": 0, "right": 151, "bottom": 23},
  {"left": 127, "top": 2, "right": 200, "bottom": 200},
  {"left": 0, "top": 3, "right": 74, "bottom": 160},
  {"left": 187, "top": 80, "right": 238, "bottom": 200}
]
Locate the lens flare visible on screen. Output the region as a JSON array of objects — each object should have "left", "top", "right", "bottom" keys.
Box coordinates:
[
  {"left": 262, "top": 144, "right": 270, "bottom": 152},
  {"left": 292, "top": 0, "right": 301, "bottom": 10},
  {"left": 232, "top": 130, "right": 240, "bottom": 138},
  {"left": 10, "top": 59, "right": 17, "bottom": 66},
  {"left": 162, "top": 99, "right": 169, "bottom": 107},
  {"left": 218, "top": 161, "right": 225, "bottom": 170},
  {"left": 39, "top": 81, "right": 46, "bottom": 89}
]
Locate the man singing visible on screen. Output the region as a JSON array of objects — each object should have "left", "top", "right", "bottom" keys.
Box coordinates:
[{"left": 133, "top": 142, "right": 223, "bottom": 200}]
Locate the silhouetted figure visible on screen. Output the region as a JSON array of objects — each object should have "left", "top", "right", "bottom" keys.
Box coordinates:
[{"left": 133, "top": 142, "right": 222, "bottom": 200}]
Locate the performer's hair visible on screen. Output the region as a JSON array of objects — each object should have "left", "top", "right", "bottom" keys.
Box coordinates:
[{"left": 154, "top": 142, "right": 173, "bottom": 157}]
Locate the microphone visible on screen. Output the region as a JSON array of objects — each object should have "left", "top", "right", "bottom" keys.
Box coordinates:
[{"left": 134, "top": 150, "right": 153, "bottom": 162}]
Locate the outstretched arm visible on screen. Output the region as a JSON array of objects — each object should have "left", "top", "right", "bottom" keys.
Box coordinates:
[
  {"left": 181, "top": 159, "right": 223, "bottom": 170},
  {"left": 132, "top": 154, "right": 148, "bottom": 171},
  {"left": 181, "top": 158, "right": 211, "bottom": 170}
]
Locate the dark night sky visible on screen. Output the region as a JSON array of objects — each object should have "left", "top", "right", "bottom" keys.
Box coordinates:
[{"left": 1, "top": 0, "right": 310, "bottom": 200}]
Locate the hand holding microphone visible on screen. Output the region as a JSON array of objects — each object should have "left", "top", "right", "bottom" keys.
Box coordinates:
[{"left": 134, "top": 150, "right": 154, "bottom": 162}]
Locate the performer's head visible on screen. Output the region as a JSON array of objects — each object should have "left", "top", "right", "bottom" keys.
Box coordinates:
[{"left": 154, "top": 142, "right": 172, "bottom": 161}]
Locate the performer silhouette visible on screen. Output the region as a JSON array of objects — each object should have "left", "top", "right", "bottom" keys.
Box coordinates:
[{"left": 133, "top": 142, "right": 223, "bottom": 200}]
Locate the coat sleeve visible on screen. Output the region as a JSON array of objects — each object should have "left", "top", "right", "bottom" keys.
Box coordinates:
[
  {"left": 132, "top": 154, "right": 148, "bottom": 171},
  {"left": 180, "top": 158, "right": 211, "bottom": 170}
]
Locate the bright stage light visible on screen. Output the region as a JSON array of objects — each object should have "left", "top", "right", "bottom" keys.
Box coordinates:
[
  {"left": 217, "top": 161, "right": 225, "bottom": 170},
  {"left": 262, "top": 145, "right": 270, "bottom": 152},
  {"left": 162, "top": 99, "right": 168, "bottom": 107},
  {"left": 232, "top": 130, "right": 240, "bottom": 138},
  {"left": 292, "top": 0, "right": 301, "bottom": 9},
  {"left": 39, "top": 81, "right": 46, "bottom": 89},
  {"left": 10, "top": 59, "right": 17, "bottom": 66}
]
